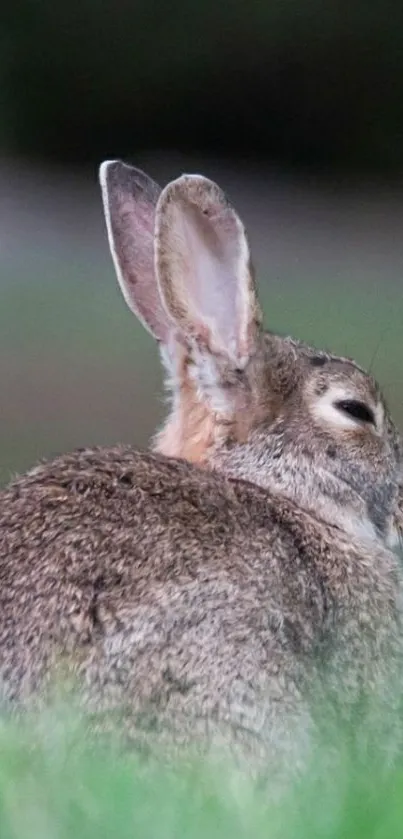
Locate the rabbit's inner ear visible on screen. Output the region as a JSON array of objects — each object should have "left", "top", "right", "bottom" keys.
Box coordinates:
[
  {"left": 155, "top": 175, "right": 262, "bottom": 369},
  {"left": 99, "top": 160, "right": 173, "bottom": 345}
]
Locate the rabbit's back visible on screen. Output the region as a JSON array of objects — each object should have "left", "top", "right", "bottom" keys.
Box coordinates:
[
  {"left": 0, "top": 447, "right": 317, "bottom": 693},
  {"left": 0, "top": 445, "right": 401, "bottom": 752}
]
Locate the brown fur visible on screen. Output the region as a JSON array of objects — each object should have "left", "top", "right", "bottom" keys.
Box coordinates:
[
  {"left": 0, "top": 447, "right": 402, "bottom": 769},
  {"left": 155, "top": 348, "right": 216, "bottom": 462}
]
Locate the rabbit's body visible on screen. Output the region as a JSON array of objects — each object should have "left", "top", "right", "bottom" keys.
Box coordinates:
[
  {"left": 0, "top": 160, "right": 402, "bottom": 771},
  {"left": 0, "top": 445, "right": 402, "bottom": 765}
]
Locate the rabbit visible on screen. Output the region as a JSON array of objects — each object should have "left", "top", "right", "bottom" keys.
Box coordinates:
[
  {"left": 99, "top": 162, "right": 402, "bottom": 550},
  {"left": 0, "top": 160, "right": 402, "bottom": 778}
]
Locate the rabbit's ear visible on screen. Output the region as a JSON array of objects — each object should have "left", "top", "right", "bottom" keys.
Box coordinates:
[
  {"left": 99, "top": 160, "right": 173, "bottom": 345},
  {"left": 155, "top": 174, "right": 262, "bottom": 373}
]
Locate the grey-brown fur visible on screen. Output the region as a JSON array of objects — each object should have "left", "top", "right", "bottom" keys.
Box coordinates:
[
  {"left": 0, "top": 161, "right": 402, "bottom": 775},
  {"left": 1, "top": 447, "right": 402, "bottom": 767}
]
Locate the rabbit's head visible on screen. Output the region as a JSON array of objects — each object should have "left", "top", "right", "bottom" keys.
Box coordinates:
[{"left": 100, "top": 161, "right": 402, "bottom": 549}]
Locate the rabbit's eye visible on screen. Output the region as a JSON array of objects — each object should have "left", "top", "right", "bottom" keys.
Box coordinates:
[{"left": 334, "top": 399, "right": 375, "bottom": 425}]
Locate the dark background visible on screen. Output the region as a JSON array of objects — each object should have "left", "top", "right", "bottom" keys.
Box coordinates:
[
  {"left": 0, "top": 0, "right": 402, "bottom": 483},
  {"left": 3, "top": 0, "right": 403, "bottom": 175}
]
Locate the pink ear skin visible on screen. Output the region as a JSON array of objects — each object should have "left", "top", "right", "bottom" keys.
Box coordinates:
[{"left": 155, "top": 174, "right": 262, "bottom": 367}]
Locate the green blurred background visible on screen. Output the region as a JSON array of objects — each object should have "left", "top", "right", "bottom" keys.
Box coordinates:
[{"left": 1, "top": 0, "right": 403, "bottom": 485}]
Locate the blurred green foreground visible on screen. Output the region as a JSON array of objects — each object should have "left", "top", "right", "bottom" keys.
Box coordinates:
[{"left": 0, "top": 702, "right": 401, "bottom": 839}]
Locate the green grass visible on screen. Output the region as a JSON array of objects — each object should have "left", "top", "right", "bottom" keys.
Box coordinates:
[{"left": 0, "top": 703, "right": 402, "bottom": 839}]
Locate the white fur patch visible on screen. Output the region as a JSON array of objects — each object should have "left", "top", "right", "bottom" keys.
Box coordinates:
[
  {"left": 386, "top": 522, "right": 402, "bottom": 553},
  {"left": 312, "top": 385, "right": 382, "bottom": 433},
  {"left": 189, "top": 349, "right": 232, "bottom": 417},
  {"left": 339, "top": 511, "right": 379, "bottom": 544}
]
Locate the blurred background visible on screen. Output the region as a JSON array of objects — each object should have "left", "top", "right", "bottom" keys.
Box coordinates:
[{"left": 1, "top": 0, "right": 403, "bottom": 484}]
